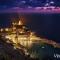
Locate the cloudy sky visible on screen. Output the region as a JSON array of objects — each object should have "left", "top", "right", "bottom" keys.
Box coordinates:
[{"left": 0, "top": 0, "right": 60, "bottom": 8}]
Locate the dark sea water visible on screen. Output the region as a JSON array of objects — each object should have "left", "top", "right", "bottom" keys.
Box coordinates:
[{"left": 0, "top": 13, "right": 60, "bottom": 43}]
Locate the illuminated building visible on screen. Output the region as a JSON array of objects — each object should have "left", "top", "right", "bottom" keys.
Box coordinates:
[
  {"left": 0, "top": 20, "right": 40, "bottom": 47},
  {"left": 0, "top": 19, "right": 60, "bottom": 48}
]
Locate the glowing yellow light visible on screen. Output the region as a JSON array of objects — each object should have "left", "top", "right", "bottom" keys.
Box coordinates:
[
  {"left": 12, "top": 22, "right": 15, "bottom": 25},
  {"left": 5, "top": 28, "right": 9, "bottom": 31},
  {"left": 18, "top": 21, "right": 23, "bottom": 25},
  {"left": 18, "top": 37, "right": 27, "bottom": 40},
  {"left": 20, "top": 31, "right": 23, "bottom": 34},
  {"left": 0, "top": 28, "right": 3, "bottom": 32},
  {"left": 5, "top": 36, "right": 11, "bottom": 40}
]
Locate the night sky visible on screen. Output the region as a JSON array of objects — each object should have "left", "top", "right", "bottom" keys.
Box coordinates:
[{"left": 0, "top": 0, "right": 60, "bottom": 8}]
